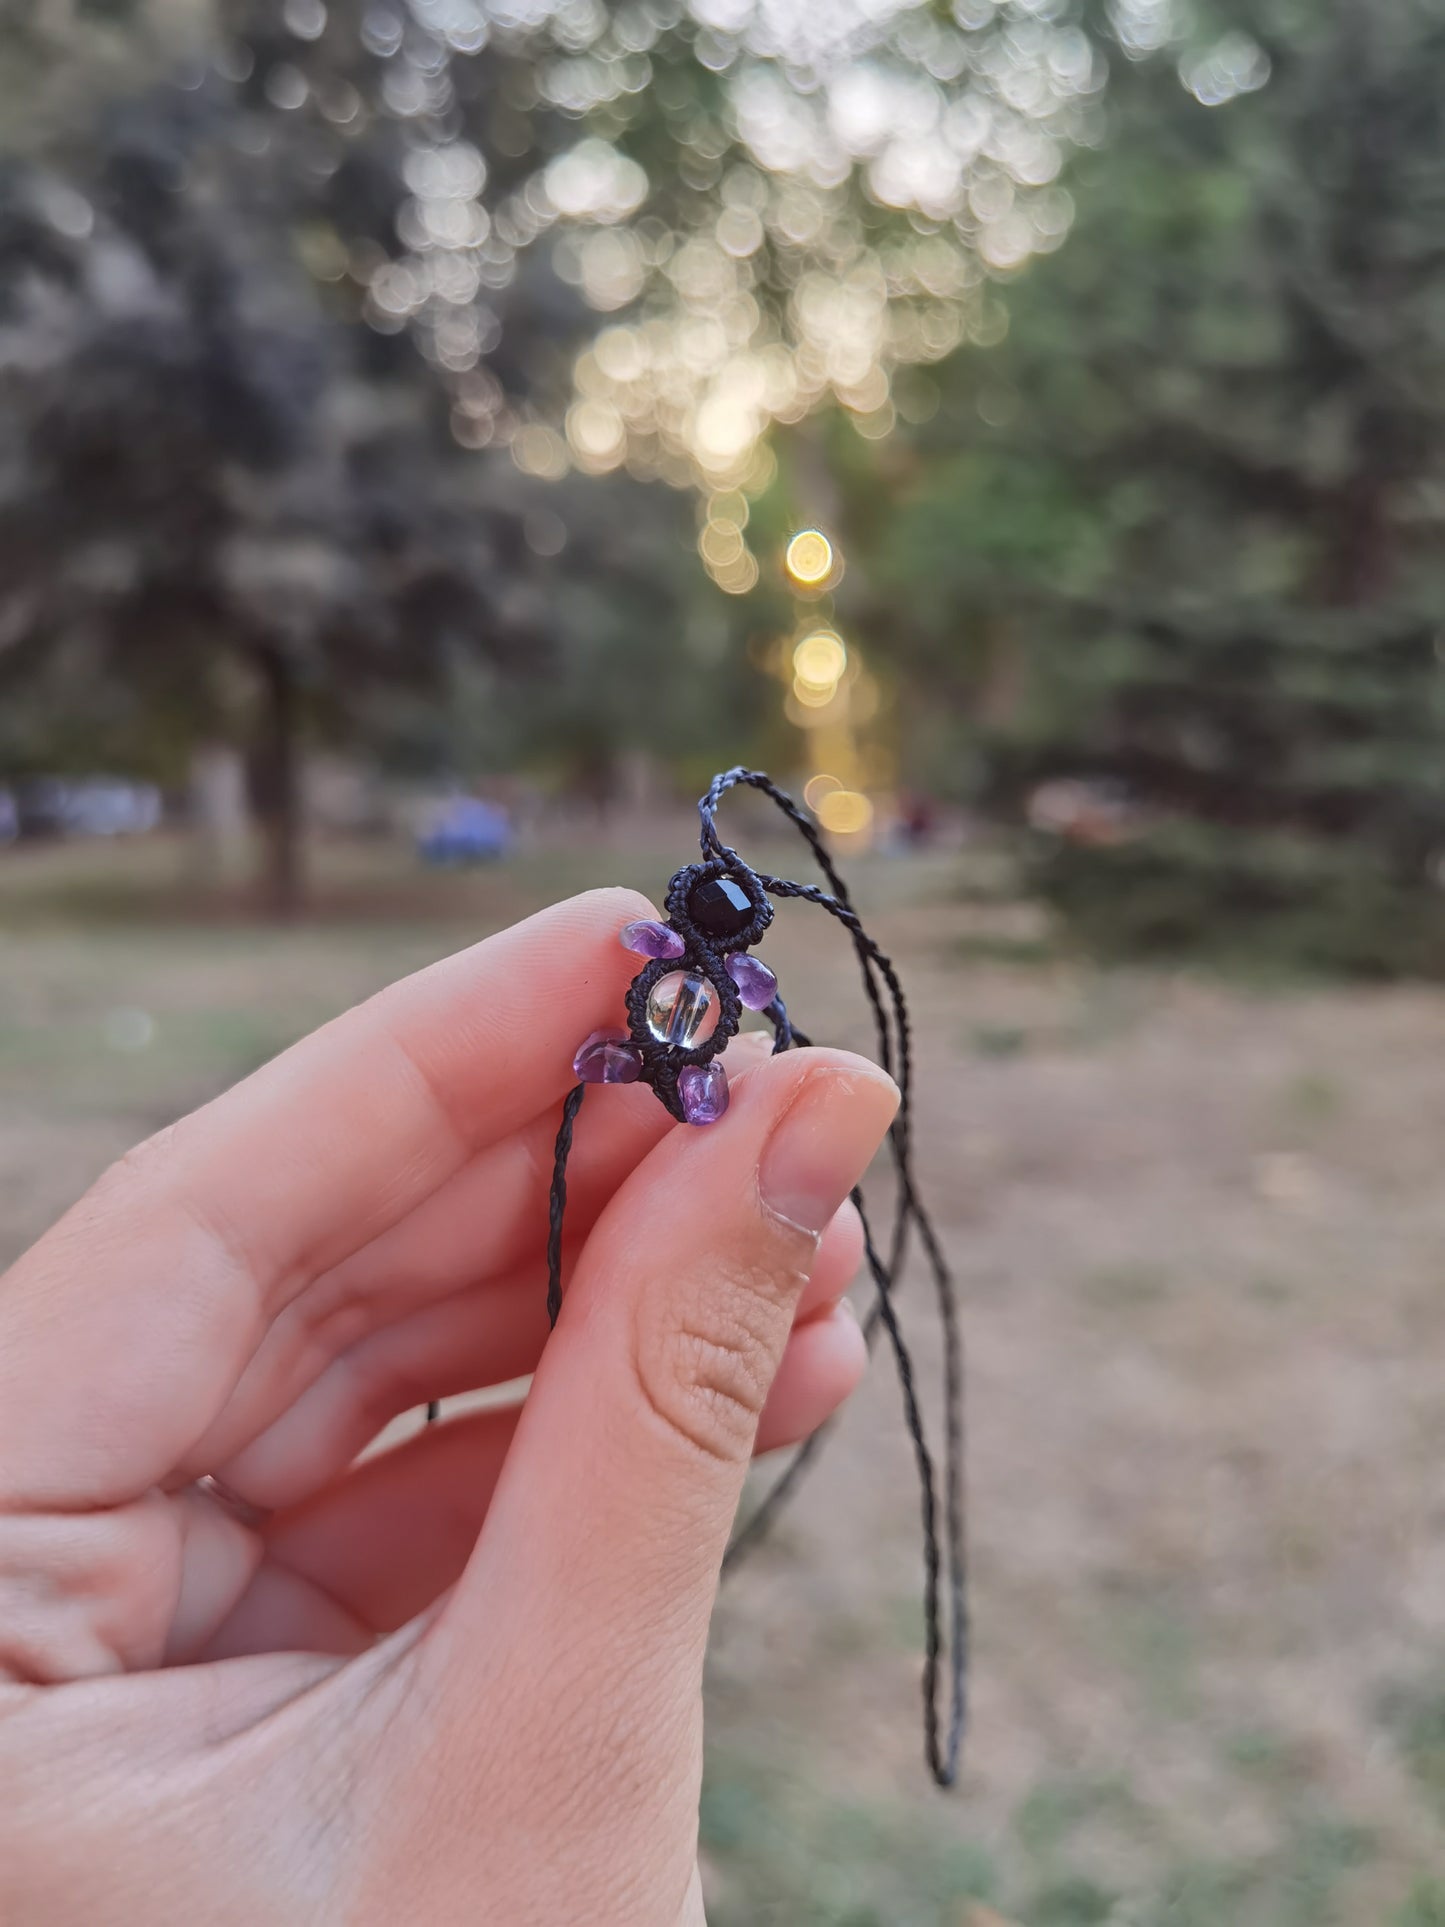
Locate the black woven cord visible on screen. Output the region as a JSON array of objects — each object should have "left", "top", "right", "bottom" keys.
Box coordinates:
[
  {"left": 540, "top": 769, "right": 969, "bottom": 1787},
  {"left": 753, "top": 871, "right": 967, "bottom": 1761},
  {"left": 853, "top": 1185, "right": 963, "bottom": 1785},
  {"left": 545, "top": 1082, "right": 586, "bottom": 1327},
  {"left": 702, "top": 769, "right": 969, "bottom": 1788},
  {"left": 766, "top": 994, "right": 799, "bottom": 1055},
  {"left": 721, "top": 1418, "right": 831, "bottom": 1569},
  {"left": 700, "top": 769, "right": 895, "bottom": 1083}
]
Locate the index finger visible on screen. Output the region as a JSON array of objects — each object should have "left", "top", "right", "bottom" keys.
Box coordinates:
[{"left": 0, "top": 887, "right": 653, "bottom": 1509}]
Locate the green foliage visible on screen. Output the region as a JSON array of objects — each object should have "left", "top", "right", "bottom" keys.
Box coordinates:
[
  {"left": 15, "top": 0, "right": 1445, "bottom": 973},
  {"left": 877, "top": 1, "right": 1445, "bottom": 977},
  {"left": 1394, "top": 1878, "right": 1445, "bottom": 1927},
  {"left": 1025, "top": 1876, "right": 1117, "bottom": 1925},
  {"left": 0, "top": 0, "right": 1113, "bottom": 903},
  {"left": 0, "top": 2, "right": 786, "bottom": 899},
  {"left": 1380, "top": 1674, "right": 1445, "bottom": 1819},
  {"left": 1030, "top": 823, "right": 1445, "bottom": 979},
  {"left": 0, "top": 20, "right": 582, "bottom": 902},
  {"left": 699, "top": 1753, "right": 997, "bottom": 1927}
]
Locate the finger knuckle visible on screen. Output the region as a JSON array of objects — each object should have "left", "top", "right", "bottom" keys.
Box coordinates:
[
  {"left": 67, "top": 1126, "right": 181, "bottom": 1230},
  {"left": 631, "top": 1253, "right": 802, "bottom": 1465},
  {"left": 113, "top": 1120, "right": 183, "bottom": 1183}
]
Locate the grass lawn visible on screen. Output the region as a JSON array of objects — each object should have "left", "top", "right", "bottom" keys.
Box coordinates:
[{"left": 3, "top": 825, "right": 1445, "bottom": 1923}]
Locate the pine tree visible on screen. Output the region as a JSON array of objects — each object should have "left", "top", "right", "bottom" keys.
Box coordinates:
[{"left": 887, "top": 0, "right": 1445, "bottom": 976}]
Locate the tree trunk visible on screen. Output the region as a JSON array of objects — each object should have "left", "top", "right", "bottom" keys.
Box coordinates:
[{"left": 248, "top": 645, "right": 304, "bottom": 918}]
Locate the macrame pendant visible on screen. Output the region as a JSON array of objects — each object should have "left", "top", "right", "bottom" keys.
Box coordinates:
[
  {"left": 543, "top": 768, "right": 968, "bottom": 1789},
  {"left": 572, "top": 860, "right": 777, "bottom": 1125}
]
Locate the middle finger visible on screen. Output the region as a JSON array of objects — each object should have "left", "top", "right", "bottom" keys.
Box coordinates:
[
  {"left": 180, "top": 1035, "right": 775, "bottom": 1487},
  {"left": 211, "top": 1198, "right": 864, "bottom": 1509}
]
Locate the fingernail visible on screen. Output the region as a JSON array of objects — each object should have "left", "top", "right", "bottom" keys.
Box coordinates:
[{"left": 759, "top": 1059, "right": 900, "bottom": 1237}]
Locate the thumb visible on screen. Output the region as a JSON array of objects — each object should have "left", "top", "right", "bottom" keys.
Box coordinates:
[
  {"left": 401, "top": 1050, "right": 896, "bottom": 1889},
  {"left": 485, "top": 1045, "right": 896, "bottom": 1621}
]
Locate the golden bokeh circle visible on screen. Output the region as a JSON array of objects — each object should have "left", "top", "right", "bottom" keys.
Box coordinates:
[
  {"left": 792, "top": 629, "right": 848, "bottom": 689},
  {"left": 816, "top": 788, "right": 874, "bottom": 836},
  {"left": 804, "top": 772, "right": 843, "bottom": 813},
  {"left": 784, "top": 528, "right": 835, "bottom": 588}
]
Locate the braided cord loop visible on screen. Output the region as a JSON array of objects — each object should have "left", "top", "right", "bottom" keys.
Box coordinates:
[{"left": 539, "top": 767, "right": 969, "bottom": 1787}]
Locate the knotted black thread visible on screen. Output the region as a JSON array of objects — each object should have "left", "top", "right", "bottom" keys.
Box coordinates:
[{"left": 542, "top": 767, "right": 968, "bottom": 1788}]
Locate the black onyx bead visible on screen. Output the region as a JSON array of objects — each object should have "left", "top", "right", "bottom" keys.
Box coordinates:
[{"left": 689, "top": 874, "right": 754, "bottom": 940}]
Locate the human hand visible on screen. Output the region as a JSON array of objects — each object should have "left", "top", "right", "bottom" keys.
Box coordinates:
[{"left": 0, "top": 889, "right": 898, "bottom": 1924}]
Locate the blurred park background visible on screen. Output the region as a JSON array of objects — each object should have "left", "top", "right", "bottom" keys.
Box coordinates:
[{"left": 6, "top": 0, "right": 1445, "bottom": 1920}]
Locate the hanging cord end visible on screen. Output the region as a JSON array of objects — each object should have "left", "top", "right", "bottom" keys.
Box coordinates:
[
  {"left": 540, "top": 768, "right": 969, "bottom": 1785},
  {"left": 546, "top": 1082, "right": 587, "bottom": 1327}
]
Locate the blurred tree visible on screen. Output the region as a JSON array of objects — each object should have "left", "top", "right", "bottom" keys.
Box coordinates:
[
  {"left": 214, "top": 0, "right": 1104, "bottom": 490},
  {"left": 360, "top": 465, "right": 775, "bottom": 801},
  {"left": 0, "top": 0, "right": 1119, "bottom": 907},
  {"left": 0, "top": 0, "right": 1140, "bottom": 909},
  {"left": 0, "top": 90, "right": 553, "bottom": 912},
  {"left": 878, "top": 0, "right": 1445, "bottom": 977}
]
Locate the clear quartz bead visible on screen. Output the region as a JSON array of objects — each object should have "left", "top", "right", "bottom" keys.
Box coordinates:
[{"left": 645, "top": 969, "right": 721, "bottom": 1048}]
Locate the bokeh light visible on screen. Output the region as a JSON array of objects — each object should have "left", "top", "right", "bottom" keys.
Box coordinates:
[
  {"left": 711, "top": 549, "right": 760, "bottom": 595},
  {"left": 700, "top": 520, "right": 745, "bottom": 569},
  {"left": 338, "top": 0, "right": 1112, "bottom": 482},
  {"left": 803, "top": 772, "right": 844, "bottom": 814},
  {"left": 792, "top": 629, "right": 848, "bottom": 691},
  {"left": 815, "top": 788, "right": 875, "bottom": 836},
  {"left": 784, "top": 529, "right": 836, "bottom": 589},
  {"left": 785, "top": 687, "right": 849, "bottom": 728}
]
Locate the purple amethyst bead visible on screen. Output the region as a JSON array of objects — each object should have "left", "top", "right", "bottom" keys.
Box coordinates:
[
  {"left": 573, "top": 1028, "right": 643, "bottom": 1084},
  {"left": 725, "top": 951, "right": 778, "bottom": 1012},
  {"left": 678, "top": 1060, "right": 729, "bottom": 1125},
  {"left": 620, "top": 918, "right": 685, "bottom": 961}
]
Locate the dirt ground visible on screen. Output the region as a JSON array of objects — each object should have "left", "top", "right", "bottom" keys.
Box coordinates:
[{"left": 3, "top": 828, "right": 1445, "bottom": 1924}]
